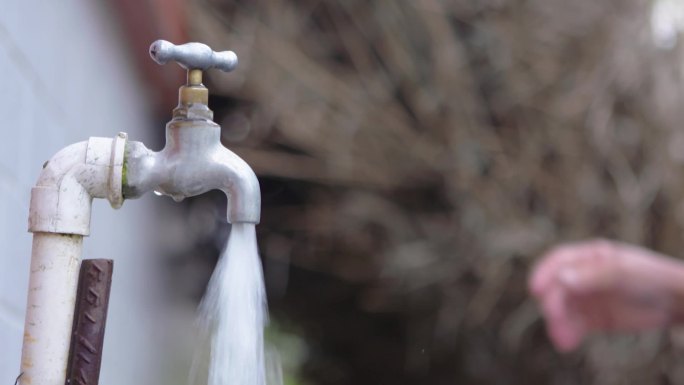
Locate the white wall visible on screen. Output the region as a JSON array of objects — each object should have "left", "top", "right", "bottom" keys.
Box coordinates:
[{"left": 0, "top": 1, "right": 165, "bottom": 383}]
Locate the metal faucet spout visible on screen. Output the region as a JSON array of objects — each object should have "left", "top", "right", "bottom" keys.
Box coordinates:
[
  {"left": 123, "top": 123, "right": 261, "bottom": 223},
  {"left": 214, "top": 145, "right": 262, "bottom": 224}
]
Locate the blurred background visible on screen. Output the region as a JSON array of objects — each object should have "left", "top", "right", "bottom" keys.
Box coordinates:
[{"left": 4, "top": 0, "right": 684, "bottom": 384}]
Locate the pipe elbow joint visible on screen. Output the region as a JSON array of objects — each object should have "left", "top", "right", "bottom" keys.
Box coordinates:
[{"left": 28, "top": 134, "right": 127, "bottom": 235}]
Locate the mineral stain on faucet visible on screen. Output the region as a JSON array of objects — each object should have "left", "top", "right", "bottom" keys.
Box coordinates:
[{"left": 18, "top": 40, "right": 267, "bottom": 385}]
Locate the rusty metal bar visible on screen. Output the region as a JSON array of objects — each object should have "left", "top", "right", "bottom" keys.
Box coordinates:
[{"left": 65, "top": 259, "right": 114, "bottom": 385}]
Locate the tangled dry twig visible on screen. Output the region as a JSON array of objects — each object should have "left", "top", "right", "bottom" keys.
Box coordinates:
[{"left": 185, "top": 0, "right": 684, "bottom": 383}]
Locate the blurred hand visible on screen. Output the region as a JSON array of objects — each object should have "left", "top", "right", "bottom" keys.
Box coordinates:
[{"left": 529, "top": 239, "right": 684, "bottom": 352}]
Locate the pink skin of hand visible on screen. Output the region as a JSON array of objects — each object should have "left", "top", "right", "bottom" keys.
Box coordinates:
[{"left": 529, "top": 239, "right": 684, "bottom": 352}]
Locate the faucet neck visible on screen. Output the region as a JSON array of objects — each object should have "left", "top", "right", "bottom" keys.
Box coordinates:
[
  {"left": 166, "top": 120, "right": 221, "bottom": 151},
  {"left": 172, "top": 69, "right": 213, "bottom": 121}
]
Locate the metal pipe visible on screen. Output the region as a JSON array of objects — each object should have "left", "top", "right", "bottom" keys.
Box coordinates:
[{"left": 65, "top": 259, "right": 114, "bottom": 385}]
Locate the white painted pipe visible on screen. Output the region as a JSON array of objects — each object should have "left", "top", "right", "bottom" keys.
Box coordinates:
[
  {"left": 20, "top": 233, "right": 83, "bottom": 385},
  {"left": 19, "top": 133, "right": 126, "bottom": 385}
]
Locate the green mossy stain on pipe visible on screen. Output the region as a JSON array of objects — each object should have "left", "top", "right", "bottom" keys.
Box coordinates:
[{"left": 121, "top": 143, "right": 129, "bottom": 198}]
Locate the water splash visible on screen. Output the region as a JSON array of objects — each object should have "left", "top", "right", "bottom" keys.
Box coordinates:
[{"left": 191, "top": 223, "right": 268, "bottom": 385}]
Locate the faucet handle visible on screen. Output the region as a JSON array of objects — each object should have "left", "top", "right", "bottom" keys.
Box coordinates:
[{"left": 149, "top": 40, "right": 238, "bottom": 72}]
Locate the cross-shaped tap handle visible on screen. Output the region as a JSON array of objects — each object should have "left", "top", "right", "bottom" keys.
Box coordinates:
[{"left": 149, "top": 40, "right": 238, "bottom": 72}]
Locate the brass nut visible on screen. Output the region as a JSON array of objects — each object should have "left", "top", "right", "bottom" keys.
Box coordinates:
[{"left": 179, "top": 85, "right": 209, "bottom": 106}]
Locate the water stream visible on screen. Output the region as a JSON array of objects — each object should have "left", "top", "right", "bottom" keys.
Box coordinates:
[{"left": 191, "top": 223, "right": 268, "bottom": 385}]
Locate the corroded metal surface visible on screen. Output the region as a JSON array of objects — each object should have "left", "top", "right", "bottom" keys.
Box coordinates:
[{"left": 65, "top": 259, "right": 113, "bottom": 385}]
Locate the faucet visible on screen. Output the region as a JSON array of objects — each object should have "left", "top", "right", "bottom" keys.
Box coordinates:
[
  {"left": 19, "top": 41, "right": 260, "bottom": 385},
  {"left": 124, "top": 40, "right": 261, "bottom": 223}
]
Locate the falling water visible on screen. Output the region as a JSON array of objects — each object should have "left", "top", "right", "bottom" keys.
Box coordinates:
[{"left": 191, "top": 223, "right": 268, "bottom": 385}]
